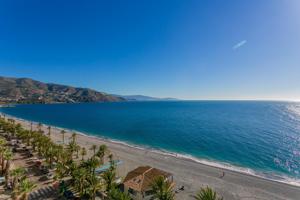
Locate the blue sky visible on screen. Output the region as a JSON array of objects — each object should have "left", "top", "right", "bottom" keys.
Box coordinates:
[{"left": 0, "top": 0, "right": 299, "bottom": 100}]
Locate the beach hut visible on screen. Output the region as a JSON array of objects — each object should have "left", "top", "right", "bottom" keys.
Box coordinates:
[{"left": 123, "top": 166, "right": 174, "bottom": 200}]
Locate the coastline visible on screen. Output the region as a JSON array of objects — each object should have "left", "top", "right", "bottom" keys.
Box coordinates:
[{"left": 2, "top": 113, "right": 300, "bottom": 199}]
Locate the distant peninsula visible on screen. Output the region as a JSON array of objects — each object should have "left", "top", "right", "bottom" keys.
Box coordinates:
[
  {"left": 0, "top": 76, "right": 124, "bottom": 104},
  {"left": 112, "top": 94, "right": 178, "bottom": 101}
]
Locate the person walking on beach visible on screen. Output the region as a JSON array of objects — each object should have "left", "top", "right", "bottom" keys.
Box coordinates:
[{"left": 220, "top": 171, "right": 225, "bottom": 178}]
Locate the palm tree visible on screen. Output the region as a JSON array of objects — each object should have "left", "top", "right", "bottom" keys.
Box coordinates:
[
  {"left": 108, "top": 153, "right": 116, "bottom": 171},
  {"left": 14, "top": 123, "right": 22, "bottom": 138},
  {"left": 0, "top": 138, "right": 7, "bottom": 173},
  {"left": 14, "top": 178, "right": 37, "bottom": 200},
  {"left": 24, "top": 130, "right": 31, "bottom": 146},
  {"left": 80, "top": 147, "right": 87, "bottom": 161},
  {"left": 55, "top": 159, "right": 70, "bottom": 180},
  {"left": 36, "top": 135, "right": 50, "bottom": 156},
  {"left": 3, "top": 151, "right": 13, "bottom": 187},
  {"left": 88, "top": 157, "right": 100, "bottom": 175},
  {"left": 55, "top": 163, "right": 65, "bottom": 180},
  {"left": 101, "top": 167, "right": 116, "bottom": 193},
  {"left": 4, "top": 149, "right": 12, "bottom": 174},
  {"left": 37, "top": 122, "right": 42, "bottom": 132},
  {"left": 194, "top": 187, "right": 223, "bottom": 200},
  {"left": 11, "top": 167, "right": 26, "bottom": 189},
  {"left": 71, "top": 132, "right": 77, "bottom": 143},
  {"left": 4, "top": 119, "right": 14, "bottom": 139},
  {"left": 75, "top": 144, "right": 81, "bottom": 159},
  {"left": 61, "top": 130, "right": 66, "bottom": 144},
  {"left": 87, "top": 174, "right": 103, "bottom": 200},
  {"left": 67, "top": 140, "right": 77, "bottom": 159},
  {"left": 30, "top": 122, "right": 33, "bottom": 133},
  {"left": 108, "top": 187, "right": 132, "bottom": 200},
  {"left": 47, "top": 126, "right": 51, "bottom": 137},
  {"left": 45, "top": 144, "right": 56, "bottom": 168},
  {"left": 73, "top": 167, "right": 88, "bottom": 196},
  {"left": 151, "top": 176, "right": 174, "bottom": 200},
  {"left": 31, "top": 132, "right": 39, "bottom": 152},
  {"left": 8, "top": 119, "right": 16, "bottom": 137},
  {"left": 96, "top": 144, "right": 107, "bottom": 164},
  {"left": 90, "top": 144, "right": 97, "bottom": 157},
  {"left": 54, "top": 145, "right": 64, "bottom": 163}
]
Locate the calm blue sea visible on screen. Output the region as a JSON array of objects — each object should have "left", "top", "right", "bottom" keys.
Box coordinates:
[{"left": 1, "top": 101, "right": 300, "bottom": 184}]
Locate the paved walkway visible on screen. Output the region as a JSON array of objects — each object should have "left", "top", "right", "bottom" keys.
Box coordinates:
[{"left": 28, "top": 185, "right": 58, "bottom": 200}]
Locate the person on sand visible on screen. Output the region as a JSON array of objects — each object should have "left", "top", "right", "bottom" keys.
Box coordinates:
[{"left": 220, "top": 171, "right": 225, "bottom": 178}]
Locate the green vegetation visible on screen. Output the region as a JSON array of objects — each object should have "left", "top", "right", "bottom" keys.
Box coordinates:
[
  {"left": 194, "top": 186, "right": 223, "bottom": 200},
  {"left": 108, "top": 187, "right": 131, "bottom": 200},
  {"left": 151, "top": 176, "right": 175, "bottom": 200},
  {"left": 0, "top": 115, "right": 121, "bottom": 200},
  {"left": 10, "top": 167, "right": 26, "bottom": 189},
  {"left": 13, "top": 178, "right": 37, "bottom": 200}
]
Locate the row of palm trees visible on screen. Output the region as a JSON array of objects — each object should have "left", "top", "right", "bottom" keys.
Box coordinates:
[
  {"left": 0, "top": 137, "right": 12, "bottom": 185},
  {"left": 0, "top": 114, "right": 223, "bottom": 200},
  {"left": 0, "top": 115, "right": 131, "bottom": 200},
  {"left": 0, "top": 116, "right": 37, "bottom": 200}
]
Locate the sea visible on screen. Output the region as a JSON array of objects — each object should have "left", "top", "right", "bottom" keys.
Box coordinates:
[{"left": 1, "top": 101, "right": 300, "bottom": 185}]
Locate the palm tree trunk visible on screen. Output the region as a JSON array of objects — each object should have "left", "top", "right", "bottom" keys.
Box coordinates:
[
  {"left": 5, "top": 170, "right": 9, "bottom": 187},
  {"left": 22, "top": 192, "right": 29, "bottom": 200},
  {"left": 5, "top": 160, "right": 10, "bottom": 174},
  {"left": 50, "top": 157, "right": 53, "bottom": 168},
  {"left": 0, "top": 155, "right": 3, "bottom": 173},
  {"left": 2, "top": 160, "right": 5, "bottom": 175},
  {"left": 25, "top": 193, "right": 29, "bottom": 200}
]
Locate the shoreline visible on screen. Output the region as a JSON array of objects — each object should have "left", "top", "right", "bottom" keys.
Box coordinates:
[
  {"left": 3, "top": 113, "right": 300, "bottom": 187},
  {"left": 2, "top": 112, "right": 300, "bottom": 199}
]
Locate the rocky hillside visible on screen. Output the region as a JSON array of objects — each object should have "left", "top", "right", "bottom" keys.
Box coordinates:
[{"left": 0, "top": 76, "right": 124, "bottom": 104}]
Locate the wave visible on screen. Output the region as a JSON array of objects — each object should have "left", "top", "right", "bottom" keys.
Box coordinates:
[{"left": 2, "top": 111, "right": 300, "bottom": 187}]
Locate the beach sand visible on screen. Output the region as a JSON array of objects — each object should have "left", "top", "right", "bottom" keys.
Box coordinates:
[{"left": 9, "top": 116, "right": 300, "bottom": 200}]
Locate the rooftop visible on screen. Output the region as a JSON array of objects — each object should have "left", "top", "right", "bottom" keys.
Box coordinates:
[{"left": 123, "top": 166, "right": 172, "bottom": 192}]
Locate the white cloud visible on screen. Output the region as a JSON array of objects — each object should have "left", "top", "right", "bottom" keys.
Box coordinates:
[{"left": 232, "top": 40, "right": 247, "bottom": 50}]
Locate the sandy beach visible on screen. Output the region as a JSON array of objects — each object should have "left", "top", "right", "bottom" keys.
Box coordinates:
[{"left": 7, "top": 116, "right": 300, "bottom": 200}]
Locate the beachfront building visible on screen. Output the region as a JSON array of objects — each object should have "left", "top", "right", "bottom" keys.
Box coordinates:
[{"left": 123, "top": 166, "right": 174, "bottom": 200}]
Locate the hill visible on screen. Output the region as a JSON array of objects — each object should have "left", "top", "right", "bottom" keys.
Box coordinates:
[
  {"left": 113, "top": 94, "right": 178, "bottom": 101},
  {"left": 0, "top": 76, "right": 124, "bottom": 104}
]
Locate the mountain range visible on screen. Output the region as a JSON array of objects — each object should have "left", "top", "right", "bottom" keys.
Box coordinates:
[
  {"left": 0, "top": 76, "right": 123, "bottom": 104},
  {"left": 0, "top": 76, "right": 177, "bottom": 104}
]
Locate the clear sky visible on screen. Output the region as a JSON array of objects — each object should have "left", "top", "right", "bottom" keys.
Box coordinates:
[{"left": 0, "top": 0, "right": 299, "bottom": 100}]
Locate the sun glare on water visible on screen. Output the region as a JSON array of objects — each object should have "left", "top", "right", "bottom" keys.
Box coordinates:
[{"left": 286, "top": 103, "right": 300, "bottom": 119}]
